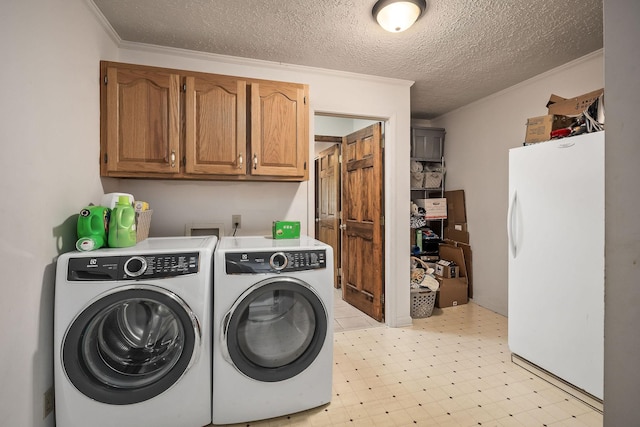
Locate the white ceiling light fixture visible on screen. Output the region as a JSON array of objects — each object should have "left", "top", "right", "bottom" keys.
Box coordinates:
[{"left": 372, "top": 0, "right": 427, "bottom": 33}]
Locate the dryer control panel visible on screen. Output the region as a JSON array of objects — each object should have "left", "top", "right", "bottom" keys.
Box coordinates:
[
  {"left": 225, "top": 250, "right": 326, "bottom": 274},
  {"left": 67, "top": 253, "right": 200, "bottom": 281}
]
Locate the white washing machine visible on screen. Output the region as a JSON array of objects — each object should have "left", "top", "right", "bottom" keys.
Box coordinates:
[
  {"left": 54, "top": 236, "right": 217, "bottom": 427},
  {"left": 212, "top": 235, "right": 334, "bottom": 425}
]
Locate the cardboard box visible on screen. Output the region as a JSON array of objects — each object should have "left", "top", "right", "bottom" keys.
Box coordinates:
[
  {"left": 435, "top": 277, "right": 468, "bottom": 308},
  {"left": 435, "top": 259, "right": 458, "bottom": 278},
  {"left": 444, "top": 190, "right": 466, "bottom": 223},
  {"left": 438, "top": 244, "right": 467, "bottom": 278},
  {"left": 422, "top": 198, "right": 447, "bottom": 219},
  {"left": 442, "top": 240, "right": 473, "bottom": 298},
  {"left": 547, "top": 88, "right": 604, "bottom": 116},
  {"left": 272, "top": 221, "right": 300, "bottom": 239},
  {"left": 443, "top": 226, "right": 470, "bottom": 244},
  {"left": 451, "top": 223, "right": 467, "bottom": 232},
  {"left": 525, "top": 115, "right": 575, "bottom": 143},
  {"left": 419, "top": 254, "right": 439, "bottom": 263},
  {"left": 449, "top": 241, "right": 473, "bottom": 299},
  {"left": 435, "top": 244, "right": 469, "bottom": 307}
]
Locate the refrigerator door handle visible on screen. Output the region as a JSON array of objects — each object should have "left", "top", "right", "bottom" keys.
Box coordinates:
[{"left": 507, "top": 191, "right": 518, "bottom": 258}]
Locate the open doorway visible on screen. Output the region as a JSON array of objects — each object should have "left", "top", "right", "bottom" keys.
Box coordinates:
[{"left": 314, "top": 114, "right": 386, "bottom": 322}]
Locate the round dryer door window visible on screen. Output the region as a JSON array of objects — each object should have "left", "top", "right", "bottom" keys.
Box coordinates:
[
  {"left": 223, "top": 277, "right": 328, "bottom": 382},
  {"left": 62, "top": 285, "right": 200, "bottom": 404}
]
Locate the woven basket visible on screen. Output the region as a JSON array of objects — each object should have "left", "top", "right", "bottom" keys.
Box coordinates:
[
  {"left": 411, "top": 171, "right": 424, "bottom": 188},
  {"left": 423, "top": 171, "right": 443, "bottom": 189},
  {"left": 135, "top": 210, "right": 153, "bottom": 242},
  {"left": 411, "top": 288, "right": 436, "bottom": 318}
]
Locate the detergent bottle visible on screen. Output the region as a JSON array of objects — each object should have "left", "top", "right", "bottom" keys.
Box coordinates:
[
  {"left": 108, "top": 196, "right": 137, "bottom": 248},
  {"left": 76, "top": 205, "right": 110, "bottom": 251}
]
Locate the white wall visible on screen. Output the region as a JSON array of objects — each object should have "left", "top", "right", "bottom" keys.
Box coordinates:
[
  {"left": 314, "top": 116, "right": 380, "bottom": 155},
  {"left": 603, "top": 0, "right": 640, "bottom": 424},
  {"left": 431, "top": 51, "right": 604, "bottom": 315},
  {"left": 0, "top": 0, "right": 118, "bottom": 425}
]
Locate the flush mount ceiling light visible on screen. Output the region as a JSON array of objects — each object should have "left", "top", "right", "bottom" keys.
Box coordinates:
[{"left": 372, "top": 0, "right": 427, "bottom": 33}]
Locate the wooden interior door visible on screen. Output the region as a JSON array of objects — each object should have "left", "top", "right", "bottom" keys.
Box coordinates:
[
  {"left": 341, "top": 123, "right": 384, "bottom": 321},
  {"left": 315, "top": 143, "right": 341, "bottom": 288}
]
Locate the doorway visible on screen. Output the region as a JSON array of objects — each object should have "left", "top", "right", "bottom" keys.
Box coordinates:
[{"left": 314, "top": 115, "right": 385, "bottom": 323}]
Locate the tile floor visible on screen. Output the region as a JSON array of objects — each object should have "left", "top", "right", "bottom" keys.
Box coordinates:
[
  {"left": 221, "top": 291, "right": 603, "bottom": 427},
  {"left": 333, "top": 288, "right": 386, "bottom": 332}
]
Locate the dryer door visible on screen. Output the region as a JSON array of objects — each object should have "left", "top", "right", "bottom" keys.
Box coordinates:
[
  {"left": 62, "top": 285, "right": 200, "bottom": 404},
  {"left": 223, "top": 277, "right": 328, "bottom": 382}
]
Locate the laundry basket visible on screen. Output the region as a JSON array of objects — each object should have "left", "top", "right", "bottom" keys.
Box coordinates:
[
  {"left": 410, "top": 288, "right": 436, "bottom": 318},
  {"left": 410, "top": 256, "right": 437, "bottom": 318}
]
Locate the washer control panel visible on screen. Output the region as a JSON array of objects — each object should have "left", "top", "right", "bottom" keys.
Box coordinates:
[
  {"left": 67, "top": 252, "right": 200, "bottom": 281},
  {"left": 226, "top": 250, "right": 326, "bottom": 274}
]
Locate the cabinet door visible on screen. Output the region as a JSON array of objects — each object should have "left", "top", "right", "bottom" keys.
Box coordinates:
[
  {"left": 249, "top": 81, "right": 308, "bottom": 179},
  {"left": 102, "top": 63, "right": 181, "bottom": 175},
  {"left": 184, "top": 75, "right": 247, "bottom": 175}
]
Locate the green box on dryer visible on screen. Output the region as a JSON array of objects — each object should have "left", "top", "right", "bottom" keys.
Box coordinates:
[{"left": 272, "top": 221, "right": 300, "bottom": 239}]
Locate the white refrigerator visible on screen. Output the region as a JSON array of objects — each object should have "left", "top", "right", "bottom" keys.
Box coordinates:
[{"left": 507, "top": 131, "right": 604, "bottom": 400}]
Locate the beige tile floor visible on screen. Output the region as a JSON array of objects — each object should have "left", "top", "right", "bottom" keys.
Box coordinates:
[
  {"left": 221, "top": 290, "right": 603, "bottom": 427},
  {"left": 333, "top": 288, "right": 386, "bottom": 332}
]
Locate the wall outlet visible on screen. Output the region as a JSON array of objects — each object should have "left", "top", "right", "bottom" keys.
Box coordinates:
[
  {"left": 44, "top": 386, "right": 54, "bottom": 418},
  {"left": 232, "top": 214, "right": 241, "bottom": 229}
]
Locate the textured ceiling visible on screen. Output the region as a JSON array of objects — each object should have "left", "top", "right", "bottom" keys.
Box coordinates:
[{"left": 92, "top": 0, "right": 603, "bottom": 119}]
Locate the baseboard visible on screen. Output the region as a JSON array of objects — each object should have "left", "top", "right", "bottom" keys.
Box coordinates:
[{"left": 511, "top": 353, "right": 603, "bottom": 414}]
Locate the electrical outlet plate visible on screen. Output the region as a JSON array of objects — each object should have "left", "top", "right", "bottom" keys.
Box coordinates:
[
  {"left": 44, "top": 386, "right": 54, "bottom": 418},
  {"left": 232, "top": 214, "right": 241, "bottom": 229}
]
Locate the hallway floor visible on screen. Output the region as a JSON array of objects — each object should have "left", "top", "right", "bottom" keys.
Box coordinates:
[{"left": 224, "top": 296, "right": 603, "bottom": 427}]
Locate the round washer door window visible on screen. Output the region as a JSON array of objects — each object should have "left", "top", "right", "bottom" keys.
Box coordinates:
[
  {"left": 224, "top": 277, "right": 328, "bottom": 382},
  {"left": 62, "top": 286, "right": 200, "bottom": 404}
]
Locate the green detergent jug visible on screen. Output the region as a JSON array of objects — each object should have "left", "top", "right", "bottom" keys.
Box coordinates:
[
  {"left": 76, "top": 205, "right": 110, "bottom": 251},
  {"left": 108, "top": 196, "right": 137, "bottom": 248}
]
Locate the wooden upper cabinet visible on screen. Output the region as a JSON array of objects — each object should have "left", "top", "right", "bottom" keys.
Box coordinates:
[
  {"left": 101, "top": 62, "right": 181, "bottom": 175},
  {"left": 184, "top": 74, "right": 247, "bottom": 176},
  {"left": 100, "top": 61, "right": 309, "bottom": 181},
  {"left": 250, "top": 81, "right": 309, "bottom": 179}
]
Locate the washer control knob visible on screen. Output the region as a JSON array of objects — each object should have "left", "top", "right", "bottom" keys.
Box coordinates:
[
  {"left": 124, "top": 256, "right": 148, "bottom": 277},
  {"left": 269, "top": 252, "right": 288, "bottom": 271}
]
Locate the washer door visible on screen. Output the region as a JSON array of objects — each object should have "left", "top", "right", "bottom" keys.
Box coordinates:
[
  {"left": 62, "top": 285, "right": 200, "bottom": 404},
  {"left": 223, "top": 277, "right": 328, "bottom": 382}
]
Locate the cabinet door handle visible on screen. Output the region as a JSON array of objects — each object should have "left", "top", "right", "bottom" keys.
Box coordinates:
[
  {"left": 170, "top": 150, "right": 176, "bottom": 168},
  {"left": 253, "top": 154, "right": 258, "bottom": 170},
  {"left": 238, "top": 153, "right": 243, "bottom": 169}
]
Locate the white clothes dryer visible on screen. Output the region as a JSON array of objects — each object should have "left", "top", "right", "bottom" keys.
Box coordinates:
[
  {"left": 212, "top": 236, "right": 334, "bottom": 425},
  {"left": 54, "top": 236, "right": 217, "bottom": 427}
]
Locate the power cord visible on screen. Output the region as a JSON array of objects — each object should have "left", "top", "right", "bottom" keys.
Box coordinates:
[{"left": 233, "top": 222, "right": 239, "bottom": 236}]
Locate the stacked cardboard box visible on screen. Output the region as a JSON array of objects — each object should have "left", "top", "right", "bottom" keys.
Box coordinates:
[
  {"left": 546, "top": 88, "right": 604, "bottom": 116},
  {"left": 524, "top": 115, "right": 575, "bottom": 144},
  {"left": 524, "top": 88, "right": 605, "bottom": 144},
  {"left": 442, "top": 189, "right": 473, "bottom": 299},
  {"left": 435, "top": 244, "right": 468, "bottom": 308}
]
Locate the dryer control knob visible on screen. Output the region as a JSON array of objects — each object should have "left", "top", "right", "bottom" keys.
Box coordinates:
[
  {"left": 124, "top": 256, "right": 148, "bottom": 277},
  {"left": 269, "top": 252, "right": 288, "bottom": 271}
]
